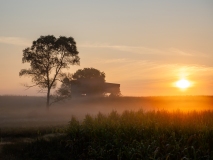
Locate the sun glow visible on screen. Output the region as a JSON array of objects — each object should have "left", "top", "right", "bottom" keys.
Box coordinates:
[{"left": 176, "top": 79, "right": 191, "bottom": 89}]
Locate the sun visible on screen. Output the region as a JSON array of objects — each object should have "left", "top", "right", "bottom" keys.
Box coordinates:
[{"left": 175, "top": 79, "right": 191, "bottom": 89}]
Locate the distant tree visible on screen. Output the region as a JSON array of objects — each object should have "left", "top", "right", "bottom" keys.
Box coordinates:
[
  {"left": 54, "top": 73, "right": 72, "bottom": 100},
  {"left": 73, "top": 68, "right": 106, "bottom": 96},
  {"left": 58, "top": 68, "right": 106, "bottom": 97},
  {"left": 19, "top": 35, "right": 80, "bottom": 109},
  {"left": 72, "top": 68, "right": 105, "bottom": 82}
]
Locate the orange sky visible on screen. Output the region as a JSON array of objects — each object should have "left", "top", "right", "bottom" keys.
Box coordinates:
[{"left": 0, "top": 1, "right": 213, "bottom": 96}]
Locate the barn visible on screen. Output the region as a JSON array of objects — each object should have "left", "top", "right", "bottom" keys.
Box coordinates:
[{"left": 70, "top": 80, "right": 120, "bottom": 97}]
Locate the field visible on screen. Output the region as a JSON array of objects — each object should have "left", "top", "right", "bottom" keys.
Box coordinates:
[{"left": 0, "top": 96, "right": 213, "bottom": 159}]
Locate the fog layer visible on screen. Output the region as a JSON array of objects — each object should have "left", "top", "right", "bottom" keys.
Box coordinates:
[{"left": 0, "top": 96, "right": 212, "bottom": 128}]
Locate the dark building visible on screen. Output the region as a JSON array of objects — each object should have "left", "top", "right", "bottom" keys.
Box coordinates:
[{"left": 70, "top": 80, "right": 120, "bottom": 97}]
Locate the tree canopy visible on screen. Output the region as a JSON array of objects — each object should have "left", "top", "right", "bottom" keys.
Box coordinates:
[
  {"left": 72, "top": 68, "right": 106, "bottom": 96},
  {"left": 57, "top": 68, "right": 106, "bottom": 97},
  {"left": 58, "top": 68, "right": 122, "bottom": 97},
  {"left": 19, "top": 35, "right": 80, "bottom": 109},
  {"left": 73, "top": 68, "right": 105, "bottom": 83}
]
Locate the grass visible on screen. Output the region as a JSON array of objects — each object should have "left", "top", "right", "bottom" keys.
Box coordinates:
[
  {"left": 1, "top": 109, "right": 213, "bottom": 160},
  {"left": 66, "top": 110, "right": 213, "bottom": 159}
]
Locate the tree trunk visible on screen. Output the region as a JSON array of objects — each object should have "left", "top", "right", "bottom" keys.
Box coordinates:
[{"left": 46, "top": 88, "right": 50, "bottom": 110}]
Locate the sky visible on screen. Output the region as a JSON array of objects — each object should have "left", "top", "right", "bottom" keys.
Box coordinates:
[{"left": 0, "top": 0, "right": 213, "bottom": 96}]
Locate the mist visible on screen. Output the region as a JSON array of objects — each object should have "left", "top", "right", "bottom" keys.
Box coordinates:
[{"left": 1, "top": 95, "right": 212, "bottom": 128}]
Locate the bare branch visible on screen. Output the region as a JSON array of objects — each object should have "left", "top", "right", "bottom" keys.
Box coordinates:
[
  {"left": 23, "top": 84, "right": 40, "bottom": 90},
  {"left": 37, "top": 88, "right": 47, "bottom": 93}
]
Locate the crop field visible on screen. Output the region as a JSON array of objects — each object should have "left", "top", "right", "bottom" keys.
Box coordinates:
[{"left": 0, "top": 96, "right": 213, "bottom": 159}]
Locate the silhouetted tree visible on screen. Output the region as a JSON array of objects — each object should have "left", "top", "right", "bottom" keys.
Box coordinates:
[
  {"left": 19, "top": 35, "right": 80, "bottom": 109},
  {"left": 57, "top": 68, "right": 106, "bottom": 97},
  {"left": 73, "top": 68, "right": 105, "bottom": 82},
  {"left": 72, "top": 68, "right": 106, "bottom": 96},
  {"left": 54, "top": 73, "right": 72, "bottom": 100}
]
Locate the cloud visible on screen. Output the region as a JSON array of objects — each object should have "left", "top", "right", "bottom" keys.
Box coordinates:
[
  {"left": 94, "top": 58, "right": 128, "bottom": 64},
  {"left": 169, "top": 48, "right": 207, "bottom": 57},
  {"left": 79, "top": 43, "right": 165, "bottom": 55},
  {"left": 169, "top": 48, "right": 193, "bottom": 56},
  {"left": 0, "top": 37, "right": 30, "bottom": 46},
  {"left": 79, "top": 43, "right": 202, "bottom": 57},
  {"left": 94, "top": 56, "right": 213, "bottom": 83}
]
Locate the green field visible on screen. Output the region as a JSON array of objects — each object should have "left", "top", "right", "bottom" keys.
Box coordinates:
[{"left": 0, "top": 96, "right": 213, "bottom": 159}]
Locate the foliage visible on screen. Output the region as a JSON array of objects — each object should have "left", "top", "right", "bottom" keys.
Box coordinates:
[
  {"left": 58, "top": 68, "right": 106, "bottom": 97},
  {"left": 19, "top": 35, "right": 79, "bottom": 108},
  {"left": 72, "top": 68, "right": 105, "bottom": 81},
  {"left": 53, "top": 73, "right": 73, "bottom": 102},
  {"left": 72, "top": 68, "right": 106, "bottom": 96},
  {"left": 1, "top": 110, "right": 213, "bottom": 159},
  {"left": 65, "top": 110, "right": 213, "bottom": 159}
]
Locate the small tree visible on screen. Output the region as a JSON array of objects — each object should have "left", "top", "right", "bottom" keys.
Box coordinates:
[{"left": 19, "top": 35, "right": 80, "bottom": 109}]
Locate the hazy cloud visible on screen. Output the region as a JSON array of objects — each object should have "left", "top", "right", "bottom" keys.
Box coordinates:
[
  {"left": 94, "top": 56, "right": 213, "bottom": 83},
  {"left": 79, "top": 43, "right": 202, "bottom": 57},
  {"left": 169, "top": 48, "right": 193, "bottom": 56},
  {"left": 94, "top": 58, "right": 129, "bottom": 64},
  {"left": 79, "top": 43, "right": 165, "bottom": 55},
  {"left": 0, "top": 37, "right": 30, "bottom": 46},
  {"left": 169, "top": 48, "right": 207, "bottom": 57}
]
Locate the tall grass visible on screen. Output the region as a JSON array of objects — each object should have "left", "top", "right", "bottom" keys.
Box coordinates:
[
  {"left": 67, "top": 109, "right": 213, "bottom": 159},
  {"left": 1, "top": 109, "right": 213, "bottom": 159}
]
